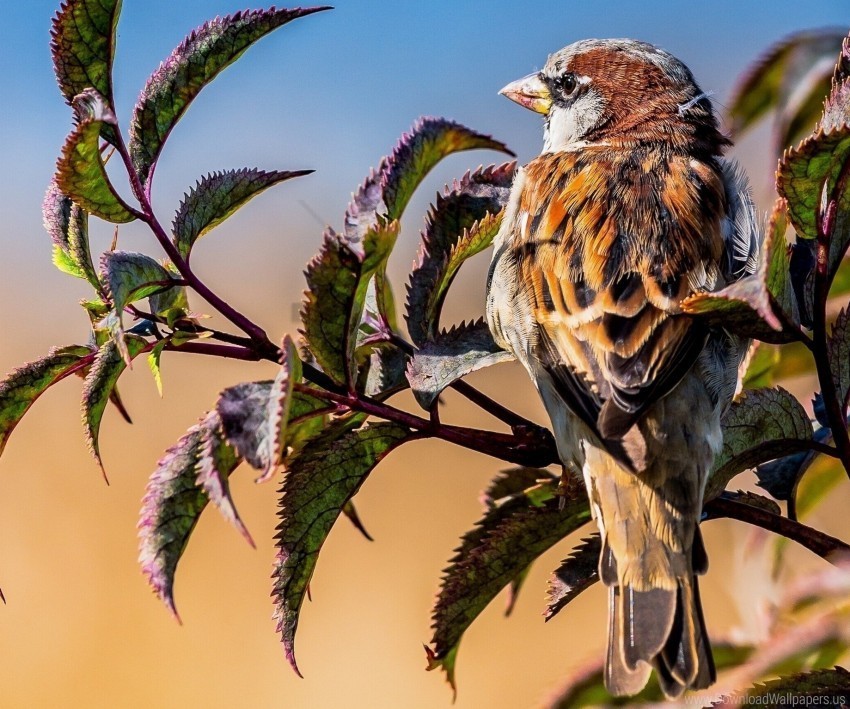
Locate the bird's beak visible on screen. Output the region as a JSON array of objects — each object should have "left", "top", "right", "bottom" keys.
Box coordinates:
[{"left": 499, "top": 73, "right": 552, "bottom": 114}]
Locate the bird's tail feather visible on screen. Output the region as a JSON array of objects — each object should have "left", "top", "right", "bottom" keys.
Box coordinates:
[{"left": 604, "top": 541, "right": 714, "bottom": 699}]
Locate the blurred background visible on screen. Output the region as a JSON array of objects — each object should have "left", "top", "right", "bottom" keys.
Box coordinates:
[{"left": 1, "top": 1, "right": 848, "bottom": 707}]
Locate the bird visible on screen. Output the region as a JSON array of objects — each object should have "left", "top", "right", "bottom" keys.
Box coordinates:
[{"left": 485, "top": 39, "right": 759, "bottom": 698}]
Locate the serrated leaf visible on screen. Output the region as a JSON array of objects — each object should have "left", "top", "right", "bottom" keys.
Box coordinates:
[
  {"left": 821, "top": 32, "right": 850, "bottom": 133},
  {"left": 55, "top": 91, "right": 136, "bottom": 223},
  {"left": 0, "top": 345, "right": 92, "bottom": 457},
  {"left": 129, "top": 7, "right": 328, "bottom": 186},
  {"left": 382, "top": 118, "right": 513, "bottom": 221},
  {"left": 828, "top": 308, "right": 850, "bottom": 412},
  {"left": 340, "top": 500, "right": 373, "bottom": 541},
  {"left": 138, "top": 411, "right": 242, "bottom": 617},
  {"left": 682, "top": 201, "right": 797, "bottom": 343},
  {"left": 716, "top": 668, "right": 850, "bottom": 706},
  {"left": 428, "top": 481, "right": 591, "bottom": 689},
  {"left": 147, "top": 340, "right": 167, "bottom": 396},
  {"left": 796, "top": 456, "right": 845, "bottom": 518},
  {"left": 301, "top": 222, "right": 399, "bottom": 386},
  {"left": 778, "top": 125, "right": 850, "bottom": 242},
  {"left": 728, "top": 30, "right": 845, "bottom": 139},
  {"left": 544, "top": 535, "right": 601, "bottom": 622},
  {"left": 194, "top": 410, "right": 251, "bottom": 546},
  {"left": 284, "top": 390, "right": 335, "bottom": 457},
  {"left": 215, "top": 367, "right": 320, "bottom": 476},
  {"left": 406, "top": 163, "right": 515, "bottom": 345},
  {"left": 272, "top": 421, "right": 410, "bottom": 675},
  {"left": 729, "top": 30, "right": 843, "bottom": 161},
  {"left": 43, "top": 180, "right": 98, "bottom": 287},
  {"left": 741, "top": 342, "right": 780, "bottom": 390},
  {"left": 482, "top": 467, "right": 554, "bottom": 508},
  {"left": 257, "top": 336, "right": 298, "bottom": 483},
  {"left": 101, "top": 251, "right": 183, "bottom": 355},
  {"left": 173, "top": 168, "right": 312, "bottom": 259},
  {"left": 82, "top": 335, "right": 147, "bottom": 472},
  {"left": 358, "top": 343, "right": 409, "bottom": 398},
  {"left": 50, "top": 0, "right": 122, "bottom": 144},
  {"left": 407, "top": 319, "right": 513, "bottom": 409},
  {"left": 707, "top": 387, "right": 814, "bottom": 499},
  {"left": 102, "top": 251, "right": 173, "bottom": 308}
]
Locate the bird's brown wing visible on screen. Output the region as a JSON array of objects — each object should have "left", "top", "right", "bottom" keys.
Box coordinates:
[{"left": 511, "top": 148, "right": 726, "bottom": 449}]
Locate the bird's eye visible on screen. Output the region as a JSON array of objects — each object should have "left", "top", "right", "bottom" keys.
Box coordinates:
[{"left": 557, "top": 73, "right": 578, "bottom": 96}]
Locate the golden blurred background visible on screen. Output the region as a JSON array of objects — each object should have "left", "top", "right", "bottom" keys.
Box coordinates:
[{"left": 0, "top": 1, "right": 847, "bottom": 707}]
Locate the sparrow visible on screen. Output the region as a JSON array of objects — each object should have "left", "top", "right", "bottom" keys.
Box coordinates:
[{"left": 486, "top": 39, "right": 759, "bottom": 698}]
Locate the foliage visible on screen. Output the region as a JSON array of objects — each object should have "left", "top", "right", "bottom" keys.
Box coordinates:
[{"left": 2, "top": 3, "right": 850, "bottom": 704}]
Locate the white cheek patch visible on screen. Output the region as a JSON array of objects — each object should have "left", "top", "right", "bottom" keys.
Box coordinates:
[{"left": 544, "top": 87, "right": 604, "bottom": 153}]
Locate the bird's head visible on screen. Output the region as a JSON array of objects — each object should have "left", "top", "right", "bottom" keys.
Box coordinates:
[{"left": 500, "top": 39, "right": 727, "bottom": 154}]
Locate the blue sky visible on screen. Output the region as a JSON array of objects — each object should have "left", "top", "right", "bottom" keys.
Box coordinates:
[{"left": 1, "top": 0, "right": 847, "bottom": 339}]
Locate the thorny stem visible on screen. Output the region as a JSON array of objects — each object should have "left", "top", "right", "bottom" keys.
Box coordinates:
[{"left": 705, "top": 494, "right": 850, "bottom": 562}]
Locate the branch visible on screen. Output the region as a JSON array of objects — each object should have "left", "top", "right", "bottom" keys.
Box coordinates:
[
  {"left": 705, "top": 494, "right": 850, "bottom": 562},
  {"left": 165, "top": 341, "right": 263, "bottom": 362},
  {"left": 387, "top": 332, "right": 543, "bottom": 432},
  {"left": 111, "top": 131, "right": 277, "bottom": 356},
  {"left": 291, "top": 381, "right": 558, "bottom": 468}
]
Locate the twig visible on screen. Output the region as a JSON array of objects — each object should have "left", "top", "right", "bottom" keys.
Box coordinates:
[
  {"left": 291, "top": 381, "right": 558, "bottom": 468},
  {"left": 387, "top": 332, "right": 542, "bottom": 432},
  {"left": 111, "top": 130, "right": 277, "bottom": 356},
  {"left": 705, "top": 494, "right": 850, "bottom": 562}
]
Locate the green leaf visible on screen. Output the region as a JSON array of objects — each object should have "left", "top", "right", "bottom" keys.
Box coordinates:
[
  {"left": 55, "top": 91, "right": 136, "bottom": 223},
  {"left": 50, "top": 0, "right": 122, "bottom": 144},
  {"left": 820, "top": 32, "right": 850, "bottom": 133},
  {"left": 358, "top": 343, "right": 409, "bottom": 398},
  {"left": 173, "top": 168, "right": 312, "bottom": 259},
  {"left": 428, "top": 480, "right": 591, "bottom": 690},
  {"left": 720, "top": 668, "right": 850, "bottom": 705},
  {"left": 194, "top": 410, "right": 251, "bottom": 545},
  {"left": 728, "top": 30, "right": 844, "bottom": 140},
  {"left": 383, "top": 118, "right": 513, "bottom": 221},
  {"left": 741, "top": 342, "right": 780, "bottom": 390},
  {"left": 544, "top": 534, "right": 601, "bottom": 622},
  {"left": 707, "top": 387, "right": 814, "bottom": 499},
  {"left": 147, "top": 340, "right": 167, "bottom": 396},
  {"left": 828, "top": 308, "right": 850, "bottom": 412},
  {"left": 129, "top": 7, "right": 328, "bottom": 186},
  {"left": 81, "top": 335, "right": 147, "bottom": 473},
  {"left": 796, "top": 456, "right": 845, "bottom": 517},
  {"left": 272, "top": 421, "right": 410, "bottom": 675},
  {"left": 216, "top": 367, "right": 325, "bottom": 477},
  {"left": 406, "top": 319, "right": 513, "bottom": 409},
  {"left": 301, "top": 222, "right": 399, "bottom": 386},
  {"left": 0, "top": 345, "right": 92, "bottom": 457},
  {"left": 101, "top": 251, "right": 183, "bottom": 357},
  {"left": 778, "top": 126, "right": 850, "bottom": 241},
  {"left": 138, "top": 411, "right": 242, "bottom": 617},
  {"left": 406, "top": 163, "right": 514, "bottom": 345},
  {"left": 483, "top": 467, "right": 553, "bottom": 507},
  {"left": 43, "top": 180, "right": 99, "bottom": 287},
  {"left": 682, "top": 201, "right": 797, "bottom": 343}
]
